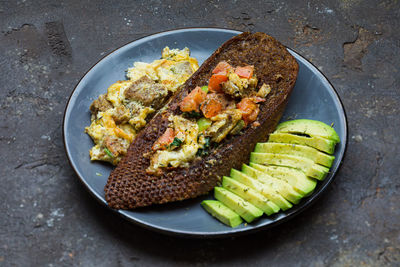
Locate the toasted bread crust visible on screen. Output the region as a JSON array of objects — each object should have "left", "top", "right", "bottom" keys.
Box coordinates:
[{"left": 105, "top": 32, "right": 299, "bottom": 209}]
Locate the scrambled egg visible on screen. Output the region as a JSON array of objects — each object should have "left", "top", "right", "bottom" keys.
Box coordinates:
[
  {"left": 205, "top": 109, "right": 243, "bottom": 143},
  {"left": 222, "top": 71, "right": 258, "bottom": 98},
  {"left": 147, "top": 115, "right": 199, "bottom": 174},
  {"left": 85, "top": 47, "right": 199, "bottom": 165},
  {"left": 126, "top": 47, "right": 198, "bottom": 93},
  {"left": 87, "top": 111, "right": 135, "bottom": 165}
]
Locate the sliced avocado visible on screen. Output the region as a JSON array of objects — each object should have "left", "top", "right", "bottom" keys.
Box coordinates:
[
  {"left": 230, "top": 169, "right": 292, "bottom": 210},
  {"left": 222, "top": 176, "right": 280, "bottom": 215},
  {"left": 275, "top": 119, "right": 340, "bottom": 143},
  {"left": 214, "top": 187, "right": 263, "bottom": 223},
  {"left": 250, "top": 152, "right": 329, "bottom": 180},
  {"left": 254, "top": 142, "right": 335, "bottom": 167},
  {"left": 201, "top": 200, "right": 243, "bottom": 227},
  {"left": 241, "top": 164, "right": 303, "bottom": 204},
  {"left": 309, "top": 164, "right": 330, "bottom": 181},
  {"left": 250, "top": 163, "right": 317, "bottom": 196},
  {"left": 268, "top": 133, "right": 336, "bottom": 154}
]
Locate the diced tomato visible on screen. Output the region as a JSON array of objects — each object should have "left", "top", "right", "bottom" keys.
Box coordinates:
[
  {"left": 179, "top": 86, "right": 207, "bottom": 112},
  {"left": 237, "top": 97, "right": 260, "bottom": 125},
  {"left": 191, "top": 86, "right": 207, "bottom": 103},
  {"left": 208, "top": 73, "right": 228, "bottom": 92},
  {"left": 235, "top": 65, "right": 254, "bottom": 79},
  {"left": 200, "top": 94, "right": 225, "bottom": 118},
  {"left": 212, "top": 61, "right": 232, "bottom": 74},
  {"left": 152, "top": 128, "right": 175, "bottom": 151},
  {"left": 179, "top": 98, "right": 197, "bottom": 112}
]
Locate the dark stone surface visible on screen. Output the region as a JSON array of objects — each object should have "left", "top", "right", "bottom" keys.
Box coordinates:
[{"left": 1, "top": 0, "right": 399, "bottom": 266}]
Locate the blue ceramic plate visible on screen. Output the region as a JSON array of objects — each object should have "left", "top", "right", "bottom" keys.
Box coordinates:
[{"left": 63, "top": 28, "right": 347, "bottom": 238}]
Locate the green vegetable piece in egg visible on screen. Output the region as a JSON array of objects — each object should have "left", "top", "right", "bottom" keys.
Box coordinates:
[
  {"left": 104, "top": 148, "right": 114, "bottom": 158},
  {"left": 197, "top": 117, "right": 212, "bottom": 132}
]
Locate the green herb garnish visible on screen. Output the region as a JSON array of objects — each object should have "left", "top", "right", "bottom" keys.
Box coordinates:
[
  {"left": 184, "top": 111, "right": 202, "bottom": 118},
  {"left": 169, "top": 137, "right": 183, "bottom": 149},
  {"left": 196, "top": 137, "right": 211, "bottom": 157},
  {"left": 196, "top": 149, "right": 208, "bottom": 157},
  {"left": 204, "top": 137, "right": 211, "bottom": 148},
  {"left": 104, "top": 148, "right": 114, "bottom": 158}
]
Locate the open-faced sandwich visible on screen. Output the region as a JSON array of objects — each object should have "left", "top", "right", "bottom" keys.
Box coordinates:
[{"left": 104, "top": 32, "right": 299, "bottom": 209}]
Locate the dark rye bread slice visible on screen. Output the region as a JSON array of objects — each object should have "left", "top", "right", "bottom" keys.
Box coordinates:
[{"left": 105, "top": 32, "right": 299, "bottom": 209}]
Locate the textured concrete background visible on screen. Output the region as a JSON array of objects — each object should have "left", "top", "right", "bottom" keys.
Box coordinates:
[{"left": 1, "top": 0, "right": 399, "bottom": 266}]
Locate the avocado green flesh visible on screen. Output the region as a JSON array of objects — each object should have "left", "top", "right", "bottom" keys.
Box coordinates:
[
  {"left": 201, "top": 200, "right": 243, "bottom": 228},
  {"left": 268, "top": 133, "right": 336, "bottom": 154},
  {"left": 275, "top": 119, "right": 340, "bottom": 143},
  {"left": 250, "top": 152, "right": 329, "bottom": 180},
  {"left": 249, "top": 163, "right": 317, "bottom": 196},
  {"left": 241, "top": 164, "right": 303, "bottom": 204},
  {"left": 222, "top": 176, "right": 280, "bottom": 215},
  {"left": 214, "top": 187, "right": 263, "bottom": 223},
  {"left": 309, "top": 164, "right": 329, "bottom": 181},
  {"left": 230, "top": 169, "right": 292, "bottom": 210},
  {"left": 202, "top": 119, "right": 340, "bottom": 225},
  {"left": 254, "top": 142, "right": 335, "bottom": 167}
]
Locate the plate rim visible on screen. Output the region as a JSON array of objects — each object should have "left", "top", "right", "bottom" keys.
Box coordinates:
[{"left": 63, "top": 27, "right": 348, "bottom": 238}]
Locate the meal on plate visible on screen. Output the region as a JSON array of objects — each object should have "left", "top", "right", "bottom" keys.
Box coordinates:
[
  {"left": 104, "top": 32, "right": 299, "bottom": 209},
  {"left": 85, "top": 47, "right": 199, "bottom": 165},
  {"left": 202, "top": 119, "right": 340, "bottom": 227}
]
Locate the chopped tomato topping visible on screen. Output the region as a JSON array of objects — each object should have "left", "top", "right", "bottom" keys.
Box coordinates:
[
  {"left": 237, "top": 97, "right": 260, "bottom": 125},
  {"left": 179, "top": 86, "right": 207, "bottom": 112},
  {"left": 192, "top": 86, "right": 207, "bottom": 103},
  {"left": 235, "top": 65, "right": 254, "bottom": 79},
  {"left": 200, "top": 94, "right": 225, "bottom": 118},
  {"left": 152, "top": 128, "right": 175, "bottom": 151},
  {"left": 212, "top": 61, "right": 232, "bottom": 74},
  {"left": 179, "top": 98, "right": 197, "bottom": 113},
  {"left": 208, "top": 73, "right": 228, "bottom": 92}
]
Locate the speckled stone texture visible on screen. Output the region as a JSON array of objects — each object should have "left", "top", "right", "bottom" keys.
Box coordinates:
[{"left": 1, "top": 0, "right": 399, "bottom": 266}]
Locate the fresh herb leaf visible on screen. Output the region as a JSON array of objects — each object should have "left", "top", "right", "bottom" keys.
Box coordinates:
[
  {"left": 184, "top": 111, "right": 202, "bottom": 118},
  {"left": 196, "top": 137, "right": 211, "bottom": 157},
  {"left": 204, "top": 137, "right": 211, "bottom": 148},
  {"left": 104, "top": 148, "right": 114, "bottom": 158},
  {"left": 169, "top": 137, "right": 183, "bottom": 149},
  {"left": 196, "top": 149, "right": 208, "bottom": 157}
]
